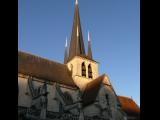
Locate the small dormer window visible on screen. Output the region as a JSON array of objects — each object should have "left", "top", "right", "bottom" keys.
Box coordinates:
[
  {"left": 82, "top": 62, "right": 86, "bottom": 77},
  {"left": 88, "top": 64, "right": 93, "bottom": 78}
]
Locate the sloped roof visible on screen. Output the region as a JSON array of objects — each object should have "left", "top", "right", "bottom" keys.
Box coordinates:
[
  {"left": 118, "top": 96, "right": 140, "bottom": 116},
  {"left": 78, "top": 54, "right": 97, "bottom": 63},
  {"left": 18, "top": 51, "right": 76, "bottom": 87},
  {"left": 68, "top": 1, "right": 86, "bottom": 61},
  {"left": 82, "top": 74, "right": 106, "bottom": 107}
]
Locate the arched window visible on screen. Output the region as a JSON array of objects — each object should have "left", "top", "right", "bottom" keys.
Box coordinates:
[
  {"left": 81, "top": 62, "right": 86, "bottom": 77},
  {"left": 64, "top": 91, "right": 73, "bottom": 105},
  {"left": 59, "top": 102, "right": 63, "bottom": 113},
  {"left": 18, "top": 84, "right": 19, "bottom": 96},
  {"left": 106, "top": 94, "right": 110, "bottom": 106},
  {"left": 88, "top": 64, "right": 93, "bottom": 78}
]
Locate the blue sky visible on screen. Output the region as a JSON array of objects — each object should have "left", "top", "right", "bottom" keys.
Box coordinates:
[{"left": 18, "top": 0, "right": 140, "bottom": 106}]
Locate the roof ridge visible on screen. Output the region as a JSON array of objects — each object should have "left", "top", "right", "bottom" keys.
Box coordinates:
[
  {"left": 18, "top": 51, "right": 76, "bottom": 87},
  {"left": 18, "top": 51, "right": 64, "bottom": 66}
]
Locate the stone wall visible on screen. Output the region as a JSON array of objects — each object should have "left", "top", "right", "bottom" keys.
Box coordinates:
[
  {"left": 18, "top": 74, "right": 78, "bottom": 113},
  {"left": 18, "top": 73, "right": 125, "bottom": 120},
  {"left": 67, "top": 56, "right": 99, "bottom": 79}
]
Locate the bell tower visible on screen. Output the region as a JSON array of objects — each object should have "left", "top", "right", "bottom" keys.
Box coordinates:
[{"left": 64, "top": 0, "right": 98, "bottom": 90}]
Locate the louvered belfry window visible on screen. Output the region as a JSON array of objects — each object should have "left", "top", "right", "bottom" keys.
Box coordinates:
[
  {"left": 88, "top": 64, "right": 93, "bottom": 78},
  {"left": 82, "top": 62, "right": 86, "bottom": 77}
]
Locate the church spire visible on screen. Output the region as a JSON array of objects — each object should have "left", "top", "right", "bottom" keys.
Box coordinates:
[
  {"left": 75, "top": 0, "right": 78, "bottom": 5},
  {"left": 88, "top": 31, "right": 92, "bottom": 59},
  {"left": 68, "top": 0, "right": 86, "bottom": 61},
  {"left": 64, "top": 37, "right": 68, "bottom": 64}
]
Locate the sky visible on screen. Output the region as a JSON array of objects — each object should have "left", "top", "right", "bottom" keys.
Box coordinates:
[{"left": 18, "top": 0, "right": 140, "bottom": 106}]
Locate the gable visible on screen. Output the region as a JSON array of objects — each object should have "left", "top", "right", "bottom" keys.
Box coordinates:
[{"left": 102, "top": 74, "right": 112, "bottom": 86}]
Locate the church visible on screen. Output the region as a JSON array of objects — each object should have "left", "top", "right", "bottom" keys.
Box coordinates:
[{"left": 18, "top": 0, "right": 140, "bottom": 120}]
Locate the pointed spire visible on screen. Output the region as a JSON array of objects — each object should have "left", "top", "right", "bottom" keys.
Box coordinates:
[
  {"left": 88, "top": 31, "right": 92, "bottom": 59},
  {"left": 64, "top": 37, "right": 69, "bottom": 64},
  {"left": 68, "top": 0, "right": 86, "bottom": 61},
  {"left": 77, "top": 26, "right": 79, "bottom": 37},
  {"left": 88, "top": 30, "right": 90, "bottom": 42},
  {"left": 75, "top": 0, "right": 78, "bottom": 5},
  {"left": 65, "top": 37, "right": 68, "bottom": 47}
]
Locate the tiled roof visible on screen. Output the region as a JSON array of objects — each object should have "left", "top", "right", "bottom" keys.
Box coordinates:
[
  {"left": 18, "top": 51, "right": 76, "bottom": 87},
  {"left": 118, "top": 96, "right": 140, "bottom": 116},
  {"left": 82, "top": 74, "right": 106, "bottom": 106}
]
